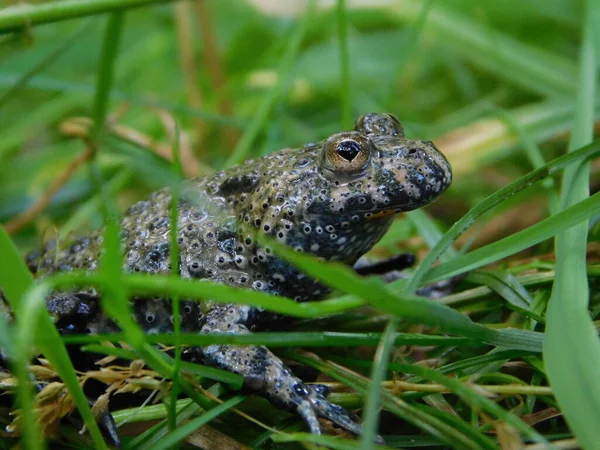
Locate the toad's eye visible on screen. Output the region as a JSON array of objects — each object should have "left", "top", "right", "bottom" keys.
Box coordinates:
[{"left": 323, "top": 131, "right": 371, "bottom": 175}]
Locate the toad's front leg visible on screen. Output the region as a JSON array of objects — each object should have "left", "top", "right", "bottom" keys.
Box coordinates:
[{"left": 190, "top": 303, "right": 364, "bottom": 437}]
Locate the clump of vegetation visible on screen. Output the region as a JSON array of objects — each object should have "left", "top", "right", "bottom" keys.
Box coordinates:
[{"left": 0, "top": 0, "right": 599, "bottom": 448}]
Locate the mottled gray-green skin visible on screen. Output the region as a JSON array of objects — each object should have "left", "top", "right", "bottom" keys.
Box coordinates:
[{"left": 12, "top": 113, "right": 452, "bottom": 438}]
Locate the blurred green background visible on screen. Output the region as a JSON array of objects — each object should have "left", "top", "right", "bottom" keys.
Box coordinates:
[
  {"left": 1, "top": 0, "right": 593, "bottom": 248},
  {"left": 1, "top": 1, "right": 599, "bottom": 449}
]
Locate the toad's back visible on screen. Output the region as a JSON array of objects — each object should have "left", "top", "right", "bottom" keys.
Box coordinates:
[{"left": 13, "top": 113, "right": 452, "bottom": 440}]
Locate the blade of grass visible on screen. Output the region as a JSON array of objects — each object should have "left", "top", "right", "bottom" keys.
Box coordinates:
[
  {"left": 0, "top": 17, "right": 128, "bottom": 447},
  {"left": 491, "top": 106, "right": 557, "bottom": 207},
  {"left": 0, "top": 95, "right": 86, "bottom": 160},
  {"left": 66, "top": 331, "right": 481, "bottom": 348},
  {"left": 92, "top": 174, "right": 230, "bottom": 444},
  {"left": 407, "top": 138, "right": 600, "bottom": 291},
  {"left": 0, "top": 73, "right": 241, "bottom": 127},
  {"left": 264, "top": 237, "right": 544, "bottom": 350},
  {"left": 337, "top": 0, "right": 351, "bottom": 129},
  {"left": 289, "top": 351, "right": 498, "bottom": 449},
  {"left": 0, "top": 231, "right": 44, "bottom": 450},
  {"left": 85, "top": 9, "right": 232, "bottom": 436},
  {"left": 389, "top": 1, "right": 577, "bottom": 96},
  {"left": 273, "top": 432, "right": 390, "bottom": 449},
  {"left": 384, "top": 0, "right": 434, "bottom": 109},
  {"left": 147, "top": 395, "right": 245, "bottom": 450},
  {"left": 224, "top": 0, "right": 314, "bottom": 166},
  {"left": 423, "top": 190, "right": 600, "bottom": 283},
  {"left": 360, "top": 319, "right": 396, "bottom": 448},
  {"left": 81, "top": 343, "right": 243, "bottom": 388},
  {"left": 544, "top": 3, "right": 600, "bottom": 449},
  {"left": 390, "top": 362, "right": 547, "bottom": 444},
  {"left": 35, "top": 267, "right": 544, "bottom": 352},
  {"left": 168, "top": 118, "right": 183, "bottom": 443},
  {"left": 92, "top": 12, "right": 124, "bottom": 140},
  {"left": 112, "top": 398, "right": 194, "bottom": 425},
  {"left": 60, "top": 168, "right": 132, "bottom": 235},
  {"left": 0, "top": 0, "right": 176, "bottom": 34},
  {"left": 0, "top": 228, "right": 107, "bottom": 449},
  {"left": 0, "top": 19, "right": 93, "bottom": 109},
  {"left": 86, "top": 21, "right": 231, "bottom": 419},
  {"left": 131, "top": 400, "right": 201, "bottom": 449},
  {"left": 468, "top": 272, "right": 543, "bottom": 324},
  {"left": 407, "top": 209, "right": 457, "bottom": 261}
]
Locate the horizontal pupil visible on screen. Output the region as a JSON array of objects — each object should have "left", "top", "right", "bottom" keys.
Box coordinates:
[{"left": 336, "top": 140, "right": 361, "bottom": 162}]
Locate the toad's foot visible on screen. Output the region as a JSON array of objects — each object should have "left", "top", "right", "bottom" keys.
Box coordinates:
[
  {"left": 192, "top": 304, "right": 371, "bottom": 439},
  {"left": 203, "top": 342, "right": 366, "bottom": 438}
]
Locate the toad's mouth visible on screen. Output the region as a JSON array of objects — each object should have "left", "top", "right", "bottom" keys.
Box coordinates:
[
  {"left": 356, "top": 201, "right": 429, "bottom": 219},
  {"left": 363, "top": 208, "right": 406, "bottom": 220}
]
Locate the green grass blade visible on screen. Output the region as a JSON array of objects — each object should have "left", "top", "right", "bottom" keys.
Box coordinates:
[
  {"left": 360, "top": 319, "right": 396, "bottom": 448},
  {"left": 290, "top": 351, "right": 497, "bottom": 449},
  {"left": 60, "top": 168, "right": 132, "bottom": 235},
  {"left": 0, "top": 20, "right": 93, "bottom": 110},
  {"left": 81, "top": 344, "right": 243, "bottom": 388},
  {"left": 32, "top": 267, "right": 545, "bottom": 352},
  {"left": 92, "top": 12, "right": 124, "bottom": 139},
  {"left": 492, "top": 107, "right": 557, "bottom": 206},
  {"left": 407, "top": 209, "right": 457, "bottom": 261},
  {"left": 266, "top": 239, "right": 543, "bottom": 351},
  {"left": 390, "top": 1, "right": 577, "bottom": 96},
  {"left": 67, "top": 331, "right": 480, "bottom": 348},
  {"left": 168, "top": 118, "right": 183, "bottom": 446},
  {"left": 0, "top": 228, "right": 107, "bottom": 450},
  {"left": 0, "top": 73, "right": 241, "bottom": 126},
  {"left": 0, "top": 95, "right": 86, "bottom": 160},
  {"left": 147, "top": 395, "right": 245, "bottom": 450},
  {"left": 468, "top": 272, "right": 543, "bottom": 323},
  {"left": 544, "top": 4, "right": 600, "bottom": 449},
  {"left": 0, "top": 229, "right": 34, "bottom": 306},
  {"left": 424, "top": 190, "right": 600, "bottom": 283},
  {"left": 0, "top": 230, "right": 43, "bottom": 450},
  {"left": 0, "top": 0, "right": 176, "bottom": 34},
  {"left": 274, "top": 432, "right": 391, "bottom": 449},
  {"left": 408, "top": 139, "right": 600, "bottom": 290},
  {"left": 391, "top": 363, "right": 548, "bottom": 444},
  {"left": 224, "top": 0, "right": 314, "bottom": 166},
  {"left": 337, "top": 0, "right": 351, "bottom": 129},
  {"left": 433, "top": 349, "right": 532, "bottom": 377},
  {"left": 112, "top": 398, "right": 194, "bottom": 425},
  {"left": 131, "top": 401, "right": 201, "bottom": 449}
]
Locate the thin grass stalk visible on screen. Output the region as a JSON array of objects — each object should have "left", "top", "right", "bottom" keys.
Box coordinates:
[{"left": 544, "top": 3, "right": 600, "bottom": 448}]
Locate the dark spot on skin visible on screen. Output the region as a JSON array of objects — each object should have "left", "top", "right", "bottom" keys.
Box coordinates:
[{"left": 219, "top": 173, "right": 260, "bottom": 197}]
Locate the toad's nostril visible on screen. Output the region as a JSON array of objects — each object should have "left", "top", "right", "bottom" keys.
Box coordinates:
[{"left": 407, "top": 148, "right": 418, "bottom": 155}]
